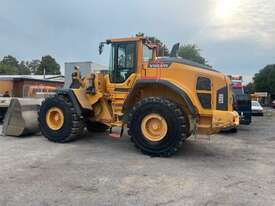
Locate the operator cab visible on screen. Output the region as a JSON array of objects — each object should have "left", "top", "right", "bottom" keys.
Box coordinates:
[{"left": 99, "top": 35, "right": 157, "bottom": 83}]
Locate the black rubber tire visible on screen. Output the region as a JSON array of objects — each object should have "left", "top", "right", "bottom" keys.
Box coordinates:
[
  {"left": 86, "top": 121, "right": 109, "bottom": 133},
  {"left": 38, "top": 95, "right": 85, "bottom": 143},
  {"left": 127, "top": 97, "right": 188, "bottom": 157}
]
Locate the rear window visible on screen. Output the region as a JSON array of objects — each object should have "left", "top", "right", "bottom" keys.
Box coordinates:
[
  {"left": 197, "top": 93, "right": 211, "bottom": 109},
  {"left": 196, "top": 77, "right": 211, "bottom": 91},
  {"left": 196, "top": 76, "right": 212, "bottom": 109}
]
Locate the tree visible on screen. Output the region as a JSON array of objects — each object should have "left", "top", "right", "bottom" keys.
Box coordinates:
[
  {"left": 147, "top": 36, "right": 169, "bottom": 56},
  {"left": 1, "top": 55, "right": 19, "bottom": 68},
  {"left": 0, "top": 64, "right": 18, "bottom": 75},
  {"left": 244, "top": 82, "right": 254, "bottom": 94},
  {"left": 36, "top": 55, "right": 61, "bottom": 75},
  {"left": 0, "top": 55, "right": 30, "bottom": 75},
  {"left": 178, "top": 44, "right": 209, "bottom": 66},
  {"left": 253, "top": 64, "right": 275, "bottom": 93},
  {"left": 27, "top": 59, "right": 41, "bottom": 74},
  {"left": 18, "top": 61, "right": 31, "bottom": 75},
  {"left": 0, "top": 55, "right": 20, "bottom": 75}
]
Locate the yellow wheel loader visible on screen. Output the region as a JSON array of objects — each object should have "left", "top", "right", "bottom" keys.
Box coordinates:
[{"left": 38, "top": 34, "right": 239, "bottom": 157}]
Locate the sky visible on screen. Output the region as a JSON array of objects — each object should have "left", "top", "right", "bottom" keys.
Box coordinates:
[{"left": 0, "top": 0, "right": 275, "bottom": 83}]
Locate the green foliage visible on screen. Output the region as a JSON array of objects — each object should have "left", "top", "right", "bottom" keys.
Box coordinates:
[
  {"left": 27, "top": 59, "right": 41, "bottom": 74},
  {"left": 147, "top": 36, "right": 169, "bottom": 56},
  {"left": 0, "top": 55, "right": 60, "bottom": 75},
  {"left": 0, "top": 55, "right": 30, "bottom": 75},
  {"left": 18, "top": 61, "right": 31, "bottom": 75},
  {"left": 244, "top": 82, "right": 254, "bottom": 94},
  {"left": 1, "top": 55, "right": 19, "bottom": 67},
  {"left": 36, "top": 55, "right": 61, "bottom": 75},
  {"left": 0, "top": 64, "right": 18, "bottom": 75},
  {"left": 253, "top": 64, "right": 275, "bottom": 93},
  {"left": 178, "top": 44, "right": 209, "bottom": 66}
]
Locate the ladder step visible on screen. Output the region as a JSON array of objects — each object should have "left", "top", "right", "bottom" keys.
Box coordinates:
[
  {"left": 193, "top": 134, "right": 211, "bottom": 142},
  {"left": 109, "top": 133, "right": 121, "bottom": 139},
  {"left": 109, "top": 124, "right": 124, "bottom": 139}
]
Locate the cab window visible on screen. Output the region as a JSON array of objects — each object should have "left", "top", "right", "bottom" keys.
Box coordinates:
[
  {"left": 196, "top": 76, "right": 212, "bottom": 109},
  {"left": 142, "top": 44, "right": 153, "bottom": 62},
  {"left": 196, "top": 77, "right": 211, "bottom": 91},
  {"left": 109, "top": 42, "right": 136, "bottom": 83}
]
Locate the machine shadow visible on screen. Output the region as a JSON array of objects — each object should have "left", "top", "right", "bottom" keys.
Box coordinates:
[
  {"left": 77, "top": 132, "right": 230, "bottom": 160},
  {"left": 176, "top": 140, "right": 226, "bottom": 159}
]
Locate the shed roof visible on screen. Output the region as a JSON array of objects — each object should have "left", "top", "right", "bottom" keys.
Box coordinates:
[{"left": 0, "top": 75, "right": 64, "bottom": 83}]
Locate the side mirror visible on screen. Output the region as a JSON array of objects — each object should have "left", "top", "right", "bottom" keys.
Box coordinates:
[{"left": 99, "top": 42, "right": 105, "bottom": 55}]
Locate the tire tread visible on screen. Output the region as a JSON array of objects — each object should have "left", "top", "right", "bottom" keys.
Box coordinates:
[
  {"left": 38, "top": 95, "right": 85, "bottom": 143},
  {"left": 127, "top": 97, "right": 188, "bottom": 157}
]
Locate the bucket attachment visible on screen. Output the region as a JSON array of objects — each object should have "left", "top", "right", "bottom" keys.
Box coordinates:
[{"left": 2, "top": 98, "right": 41, "bottom": 136}]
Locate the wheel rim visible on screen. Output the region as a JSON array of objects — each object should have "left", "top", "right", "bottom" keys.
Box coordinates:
[
  {"left": 141, "top": 113, "right": 168, "bottom": 142},
  {"left": 46, "top": 107, "right": 64, "bottom": 130}
]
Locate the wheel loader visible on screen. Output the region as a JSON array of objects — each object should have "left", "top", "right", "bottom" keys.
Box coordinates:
[{"left": 38, "top": 34, "right": 239, "bottom": 157}]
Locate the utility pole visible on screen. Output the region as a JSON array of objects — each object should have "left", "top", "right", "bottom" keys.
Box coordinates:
[{"left": 43, "top": 67, "right": 46, "bottom": 79}]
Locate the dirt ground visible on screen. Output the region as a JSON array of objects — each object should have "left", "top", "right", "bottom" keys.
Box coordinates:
[{"left": 0, "top": 109, "right": 275, "bottom": 206}]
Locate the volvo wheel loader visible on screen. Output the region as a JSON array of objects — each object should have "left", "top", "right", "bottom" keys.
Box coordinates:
[{"left": 38, "top": 34, "right": 239, "bottom": 157}]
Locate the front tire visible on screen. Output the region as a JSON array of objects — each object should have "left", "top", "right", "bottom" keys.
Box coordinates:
[
  {"left": 38, "top": 95, "right": 85, "bottom": 143},
  {"left": 128, "top": 97, "right": 188, "bottom": 157}
]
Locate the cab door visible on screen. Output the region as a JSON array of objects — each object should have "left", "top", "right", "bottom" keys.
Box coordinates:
[{"left": 106, "top": 42, "right": 138, "bottom": 116}]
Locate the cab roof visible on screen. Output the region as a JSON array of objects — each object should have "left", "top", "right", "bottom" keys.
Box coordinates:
[
  {"left": 106, "top": 36, "right": 158, "bottom": 49},
  {"left": 107, "top": 36, "right": 144, "bottom": 43}
]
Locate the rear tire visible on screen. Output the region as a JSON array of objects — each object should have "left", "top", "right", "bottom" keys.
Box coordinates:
[
  {"left": 128, "top": 97, "right": 188, "bottom": 157},
  {"left": 86, "top": 121, "right": 109, "bottom": 133},
  {"left": 38, "top": 95, "right": 85, "bottom": 143}
]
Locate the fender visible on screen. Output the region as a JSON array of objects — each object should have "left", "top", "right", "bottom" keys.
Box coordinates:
[
  {"left": 56, "top": 89, "right": 83, "bottom": 115},
  {"left": 123, "top": 79, "right": 197, "bottom": 116}
]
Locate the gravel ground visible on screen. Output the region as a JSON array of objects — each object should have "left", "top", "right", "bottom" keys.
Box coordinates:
[{"left": 0, "top": 109, "right": 275, "bottom": 206}]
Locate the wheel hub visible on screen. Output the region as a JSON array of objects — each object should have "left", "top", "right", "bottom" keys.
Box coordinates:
[
  {"left": 141, "top": 113, "right": 168, "bottom": 142},
  {"left": 46, "top": 107, "right": 64, "bottom": 130}
]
